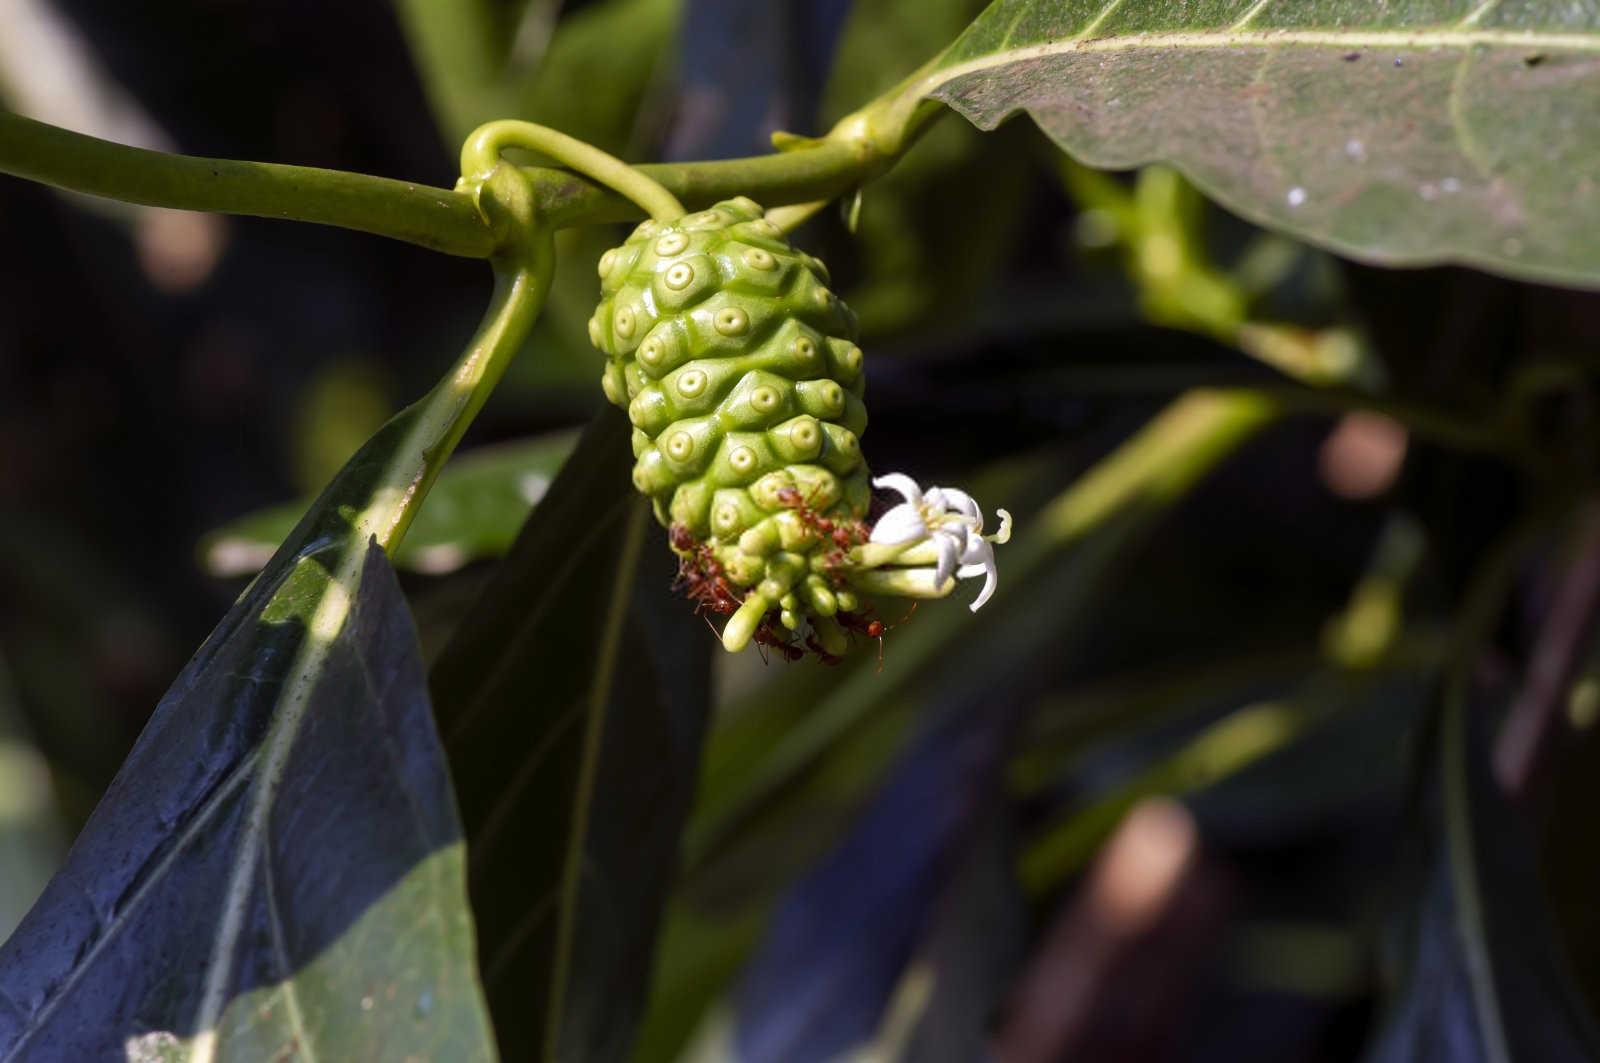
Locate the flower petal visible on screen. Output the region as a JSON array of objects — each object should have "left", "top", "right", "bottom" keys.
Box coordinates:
[
  {"left": 869, "top": 502, "right": 926, "bottom": 545},
  {"left": 872, "top": 472, "right": 924, "bottom": 507},
  {"left": 935, "top": 531, "right": 963, "bottom": 588},
  {"left": 958, "top": 532, "right": 990, "bottom": 568},
  {"left": 934, "top": 486, "right": 981, "bottom": 526},
  {"left": 955, "top": 538, "right": 997, "bottom": 611}
]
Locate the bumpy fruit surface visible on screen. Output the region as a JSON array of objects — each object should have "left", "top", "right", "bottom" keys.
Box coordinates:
[{"left": 588, "top": 197, "right": 872, "bottom": 650}]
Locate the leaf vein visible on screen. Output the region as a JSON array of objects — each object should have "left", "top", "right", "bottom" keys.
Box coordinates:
[
  {"left": 262, "top": 843, "right": 318, "bottom": 1063},
  {"left": 1077, "top": 0, "right": 1128, "bottom": 40},
  {"left": 0, "top": 751, "right": 260, "bottom": 1063},
  {"left": 1231, "top": 0, "right": 1277, "bottom": 31}
]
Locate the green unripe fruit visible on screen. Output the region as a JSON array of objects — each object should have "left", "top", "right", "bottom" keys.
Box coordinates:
[{"left": 589, "top": 197, "right": 871, "bottom": 652}]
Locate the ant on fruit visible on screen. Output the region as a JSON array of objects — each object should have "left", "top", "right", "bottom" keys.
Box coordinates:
[
  {"left": 668, "top": 522, "right": 697, "bottom": 552},
  {"left": 753, "top": 619, "right": 806, "bottom": 664},
  {"left": 836, "top": 603, "right": 917, "bottom": 671},
  {"left": 671, "top": 533, "right": 742, "bottom": 617},
  {"left": 804, "top": 632, "right": 844, "bottom": 666},
  {"left": 775, "top": 484, "right": 866, "bottom": 565}
]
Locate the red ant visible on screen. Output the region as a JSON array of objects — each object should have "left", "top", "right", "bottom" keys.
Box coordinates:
[
  {"left": 775, "top": 484, "right": 866, "bottom": 566},
  {"left": 668, "top": 522, "right": 697, "bottom": 552},
  {"left": 836, "top": 603, "right": 917, "bottom": 671},
  {"left": 804, "top": 632, "right": 844, "bottom": 666},
  {"left": 673, "top": 543, "right": 741, "bottom": 616},
  {"left": 753, "top": 619, "right": 806, "bottom": 664}
]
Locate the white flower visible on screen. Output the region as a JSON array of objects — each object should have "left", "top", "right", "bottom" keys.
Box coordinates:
[{"left": 867, "top": 473, "right": 1011, "bottom": 611}]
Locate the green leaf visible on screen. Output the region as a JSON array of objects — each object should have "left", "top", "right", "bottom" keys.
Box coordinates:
[
  {"left": 201, "top": 432, "right": 578, "bottom": 577},
  {"left": 921, "top": 0, "right": 1600, "bottom": 286},
  {"left": 430, "top": 407, "right": 712, "bottom": 1063},
  {"left": 0, "top": 409, "right": 498, "bottom": 1058}
]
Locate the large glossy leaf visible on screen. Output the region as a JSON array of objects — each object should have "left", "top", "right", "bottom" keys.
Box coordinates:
[
  {"left": 201, "top": 432, "right": 579, "bottom": 578},
  {"left": 921, "top": 0, "right": 1600, "bottom": 286},
  {"left": 430, "top": 407, "right": 712, "bottom": 1063},
  {"left": 0, "top": 464, "right": 494, "bottom": 1062}
]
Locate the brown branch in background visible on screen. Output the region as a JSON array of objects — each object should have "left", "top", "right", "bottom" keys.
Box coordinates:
[
  {"left": 1493, "top": 503, "right": 1600, "bottom": 797},
  {"left": 992, "top": 799, "right": 1230, "bottom": 1063}
]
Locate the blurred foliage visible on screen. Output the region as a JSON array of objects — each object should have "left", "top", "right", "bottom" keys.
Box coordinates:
[
  {"left": 7, "top": 1, "right": 1600, "bottom": 1062},
  {"left": 202, "top": 430, "right": 577, "bottom": 576},
  {"left": 0, "top": 653, "right": 64, "bottom": 944}
]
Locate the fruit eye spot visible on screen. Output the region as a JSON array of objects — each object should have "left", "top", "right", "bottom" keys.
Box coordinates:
[
  {"left": 614, "top": 307, "right": 636, "bottom": 338},
  {"left": 666, "top": 432, "right": 694, "bottom": 460},
  {"left": 598, "top": 250, "right": 617, "bottom": 278},
  {"left": 791, "top": 421, "right": 819, "bottom": 447},
  {"left": 665, "top": 263, "right": 695, "bottom": 290},
  {"left": 715, "top": 504, "right": 740, "bottom": 531},
  {"left": 743, "top": 248, "right": 775, "bottom": 270},
  {"left": 639, "top": 337, "right": 665, "bottom": 364},
  {"left": 792, "top": 337, "right": 816, "bottom": 361},
  {"left": 822, "top": 383, "right": 843, "bottom": 410},
  {"left": 729, "top": 446, "right": 756, "bottom": 473},
  {"left": 677, "top": 369, "right": 707, "bottom": 397},
  {"left": 715, "top": 307, "right": 749, "bottom": 336},
  {"left": 656, "top": 232, "right": 688, "bottom": 255},
  {"left": 751, "top": 386, "right": 779, "bottom": 412}
]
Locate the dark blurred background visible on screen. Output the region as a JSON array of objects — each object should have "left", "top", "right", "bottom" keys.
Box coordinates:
[{"left": 8, "top": 2, "right": 1600, "bottom": 1061}]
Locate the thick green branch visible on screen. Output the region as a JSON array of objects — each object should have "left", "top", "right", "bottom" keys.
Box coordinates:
[
  {"left": 0, "top": 109, "right": 907, "bottom": 257},
  {"left": 0, "top": 110, "right": 496, "bottom": 255}
]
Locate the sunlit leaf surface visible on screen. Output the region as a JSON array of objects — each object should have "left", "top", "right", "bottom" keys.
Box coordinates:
[{"left": 923, "top": 0, "right": 1600, "bottom": 285}]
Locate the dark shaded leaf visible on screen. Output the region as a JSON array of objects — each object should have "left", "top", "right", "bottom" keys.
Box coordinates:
[
  {"left": 0, "top": 535, "right": 493, "bottom": 1060},
  {"left": 0, "top": 383, "right": 511, "bottom": 1059},
  {"left": 665, "top": 0, "right": 852, "bottom": 160},
  {"left": 924, "top": 1, "right": 1600, "bottom": 286},
  {"left": 431, "top": 407, "right": 712, "bottom": 1063},
  {"left": 201, "top": 432, "right": 578, "bottom": 577},
  {"left": 733, "top": 692, "right": 1017, "bottom": 1063},
  {"left": 1369, "top": 689, "right": 1600, "bottom": 1063},
  {"left": 900, "top": 806, "right": 1027, "bottom": 1063}
]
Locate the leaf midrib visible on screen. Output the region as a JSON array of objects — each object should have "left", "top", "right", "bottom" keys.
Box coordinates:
[
  {"left": 927, "top": 26, "right": 1600, "bottom": 94},
  {"left": 0, "top": 751, "right": 259, "bottom": 1062}
]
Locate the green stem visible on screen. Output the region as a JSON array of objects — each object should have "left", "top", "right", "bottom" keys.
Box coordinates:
[
  {"left": 0, "top": 100, "right": 922, "bottom": 254},
  {"left": 461, "top": 119, "right": 684, "bottom": 221},
  {"left": 365, "top": 164, "right": 554, "bottom": 553},
  {"left": 0, "top": 110, "right": 497, "bottom": 256}
]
